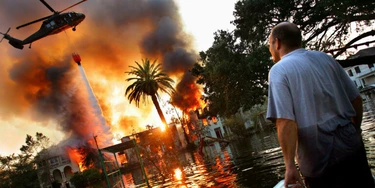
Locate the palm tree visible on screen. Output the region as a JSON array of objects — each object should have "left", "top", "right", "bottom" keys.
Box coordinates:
[{"left": 125, "top": 58, "right": 175, "bottom": 127}]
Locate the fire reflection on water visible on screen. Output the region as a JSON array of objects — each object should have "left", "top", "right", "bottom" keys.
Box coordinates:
[
  {"left": 174, "top": 168, "right": 183, "bottom": 181},
  {"left": 120, "top": 129, "right": 283, "bottom": 187},
  {"left": 120, "top": 104, "right": 375, "bottom": 187}
]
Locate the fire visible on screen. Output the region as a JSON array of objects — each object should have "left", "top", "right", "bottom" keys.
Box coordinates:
[
  {"left": 172, "top": 82, "right": 204, "bottom": 113},
  {"left": 202, "top": 118, "right": 208, "bottom": 126},
  {"left": 67, "top": 148, "right": 86, "bottom": 172},
  {"left": 0, "top": 0, "right": 205, "bottom": 155},
  {"left": 174, "top": 168, "right": 183, "bottom": 181},
  {"left": 160, "top": 123, "right": 166, "bottom": 132}
]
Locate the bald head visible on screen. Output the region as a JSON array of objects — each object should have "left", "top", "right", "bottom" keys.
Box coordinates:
[{"left": 270, "top": 22, "right": 302, "bottom": 49}]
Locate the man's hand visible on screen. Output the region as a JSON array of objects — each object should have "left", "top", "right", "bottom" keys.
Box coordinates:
[
  {"left": 275, "top": 118, "right": 304, "bottom": 188},
  {"left": 284, "top": 164, "right": 303, "bottom": 188}
]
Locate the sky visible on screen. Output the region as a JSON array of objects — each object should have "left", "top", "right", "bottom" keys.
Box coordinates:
[{"left": 0, "top": 0, "right": 237, "bottom": 156}]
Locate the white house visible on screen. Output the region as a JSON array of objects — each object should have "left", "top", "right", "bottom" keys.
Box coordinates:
[
  {"left": 37, "top": 146, "right": 80, "bottom": 188},
  {"left": 343, "top": 47, "right": 375, "bottom": 110},
  {"left": 345, "top": 63, "right": 375, "bottom": 89},
  {"left": 192, "top": 108, "right": 230, "bottom": 140}
]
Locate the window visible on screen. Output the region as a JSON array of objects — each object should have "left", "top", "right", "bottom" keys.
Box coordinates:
[
  {"left": 348, "top": 69, "right": 353, "bottom": 77},
  {"left": 49, "top": 157, "right": 59, "bottom": 167},
  {"left": 214, "top": 128, "right": 223, "bottom": 139},
  {"left": 368, "top": 63, "right": 374, "bottom": 69},
  {"left": 355, "top": 67, "right": 361, "bottom": 74},
  {"left": 61, "top": 156, "right": 70, "bottom": 164},
  {"left": 202, "top": 118, "right": 208, "bottom": 126},
  {"left": 362, "top": 79, "right": 366, "bottom": 85},
  {"left": 211, "top": 116, "right": 218, "bottom": 124}
]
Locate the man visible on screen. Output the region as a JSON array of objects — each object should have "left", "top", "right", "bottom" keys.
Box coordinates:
[{"left": 266, "top": 22, "right": 374, "bottom": 188}]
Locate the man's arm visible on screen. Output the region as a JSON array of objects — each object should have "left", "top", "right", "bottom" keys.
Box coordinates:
[
  {"left": 351, "top": 95, "right": 363, "bottom": 132},
  {"left": 276, "top": 118, "right": 303, "bottom": 187}
]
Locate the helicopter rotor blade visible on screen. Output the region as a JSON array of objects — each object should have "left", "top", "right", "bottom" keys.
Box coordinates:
[
  {"left": 0, "top": 28, "right": 11, "bottom": 43},
  {"left": 0, "top": 28, "right": 11, "bottom": 35},
  {"left": 59, "top": 0, "right": 87, "bottom": 13},
  {"left": 40, "top": 0, "right": 57, "bottom": 13},
  {"left": 16, "top": 15, "right": 52, "bottom": 30}
]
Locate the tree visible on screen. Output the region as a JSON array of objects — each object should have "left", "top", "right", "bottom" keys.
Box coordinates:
[
  {"left": 70, "top": 168, "right": 102, "bottom": 188},
  {"left": 232, "top": 0, "right": 375, "bottom": 55},
  {"left": 20, "top": 132, "right": 50, "bottom": 161},
  {"left": 192, "top": 0, "right": 375, "bottom": 117},
  {"left": 224, "top": 115, "right": 248, "bottom": 138},
  {"left": 192, "top": 30, "right": 272, "bottom": 117},
  {"left": 0, "top": 132, "right": 51, "bottom": 188},
  {"left": 125, "top": 58, "right": 175, "bottom": 126},
  {"left": 77, "top": 144, "right": 101, "bottom": 169}
]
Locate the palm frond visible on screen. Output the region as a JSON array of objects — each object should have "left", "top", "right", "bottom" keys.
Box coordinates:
[{"left": 125, "top": 58, "right": 175, "bottom": 107}]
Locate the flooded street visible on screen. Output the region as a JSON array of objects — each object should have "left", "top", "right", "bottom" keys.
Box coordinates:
[{"left": 123, "top": 103, "right": 375, "bottom": 188}]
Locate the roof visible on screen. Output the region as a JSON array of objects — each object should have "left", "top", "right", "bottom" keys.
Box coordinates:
[
  {"left": 100, "top": 139, "right": 136, "bottom": 153},
  {"left": 338, "top": 54, "right": 375, "bottom": 68},
  {"left": 351, "top": 47, "right": 375, "bottom": 59},
  {"left": 337, "top": 47, "right": 375, "bottom": 68}
]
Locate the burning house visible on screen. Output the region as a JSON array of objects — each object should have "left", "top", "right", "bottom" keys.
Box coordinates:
[
  {"left": 0, "top": 0, "right": 203, "bottom": 153},
  {"left": 192, "top": 107, "right": 230, "bottom": 141},
  {"left": 1, "top": 0, "right": 208, "bottom": 186},
  {"left": 36, "top": 146, "right": 80, "bottom": 188},
  {"left": 119, "top": 123, "right": 183, "bottom": 166}
]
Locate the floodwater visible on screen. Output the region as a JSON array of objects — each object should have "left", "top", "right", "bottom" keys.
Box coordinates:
[{"left": 122, "top": 102, "right": 375, "bottom": 188}]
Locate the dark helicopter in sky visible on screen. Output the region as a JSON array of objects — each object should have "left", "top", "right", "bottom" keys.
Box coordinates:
[{"left": 0, "top": 0, "right": 86, "bottom": 50}]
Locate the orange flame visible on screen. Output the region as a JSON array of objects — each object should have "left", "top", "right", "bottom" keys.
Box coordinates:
[
  {"left": 174, "top": 168, "right": 183, "bottom": 181},
  {"left": 160, "top": 123, "right": 166, "bottom": 132},
  {"left": 67, "top": 148, "right": 87, "bottom": 172},
  {"left": 0, "top": 0, "right": 206, "bottom": 154},
  {"left": 202, "top": 118, "right": 208, "bottom": 126}
]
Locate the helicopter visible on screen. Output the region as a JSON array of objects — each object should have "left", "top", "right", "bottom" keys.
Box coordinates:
[{"left": 0, "top": 0, "right": 86, "bottom": 50}]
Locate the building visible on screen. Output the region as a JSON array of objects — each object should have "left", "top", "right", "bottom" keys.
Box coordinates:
[
  {"left": 344, "top": 47, "right": 375, "bottom": 109},
  {"left": 37, "top": 146, "right": 80, "bottom": 188},
  {"left": 119, "top": 124, "right": 183, "bottom": 166},
  {"left": 192, "top": 108, "right": 230, "bottom": 141},
  {"left": 345, "top": 62, "right": 375, "bottom": 89}
]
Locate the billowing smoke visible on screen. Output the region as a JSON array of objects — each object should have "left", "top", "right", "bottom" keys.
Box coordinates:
[
  {"left": 138, "top": 1, "right": 202, "bottom": 110},
  {"left": 5, "top": 52, "right": 112, "bottom": 147},
  {"left": 0, "top": 0, "right": 202, "bottom": 151}
]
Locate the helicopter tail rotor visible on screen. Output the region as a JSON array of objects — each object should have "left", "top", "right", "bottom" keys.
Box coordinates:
[{"left": 0, "top": 28, "right": 11, "bottom": 43}]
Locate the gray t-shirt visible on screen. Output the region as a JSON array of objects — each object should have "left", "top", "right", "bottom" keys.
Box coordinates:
[{"left": 267, "top": 48, "right": 361, "bottom": 177}]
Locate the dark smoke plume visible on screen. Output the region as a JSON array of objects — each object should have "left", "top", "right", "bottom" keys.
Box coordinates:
[{"left": 0, "top": 0, "right": 202, "bottom": 149}]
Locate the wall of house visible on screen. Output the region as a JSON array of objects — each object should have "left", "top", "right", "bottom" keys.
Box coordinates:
[
  {"left": 345, "top": 64, "right": 375, "bottom": 88},
  {"left": 364, "top": 75, "right": 375, "bottom": 85},
  {"left": 200, "top": 116, "right": 227, "bottom": 139},
  {"left": 38, "top": 148, "right": 80, "bottom": 188}
]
